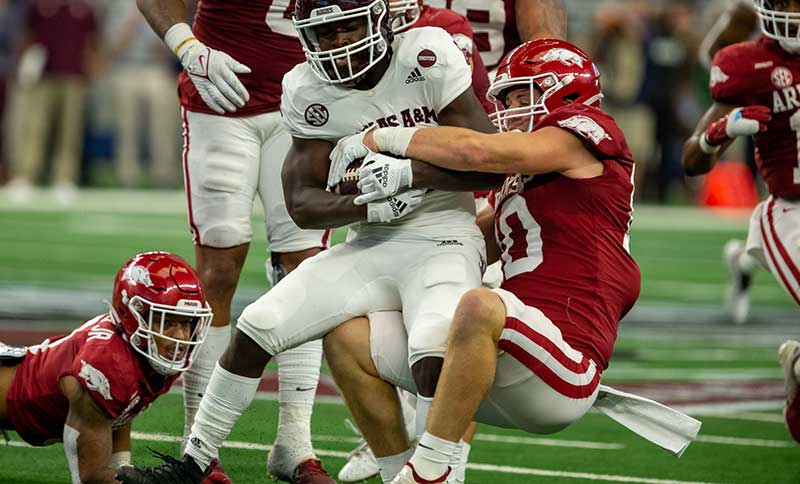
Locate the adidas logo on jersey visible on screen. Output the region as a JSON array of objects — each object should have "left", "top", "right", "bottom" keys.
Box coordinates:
[{"left": 405, "top": 68, "right": 426, "bottom": 84}]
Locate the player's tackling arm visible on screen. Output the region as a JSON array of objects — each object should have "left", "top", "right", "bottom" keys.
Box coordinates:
[
  {"left": 517, "top": 0, "right": 567, "bottom": 40},
  {"left": 410, "top": 89, "right": 505, "bottom": 191},
  {"left": 59, "top": 375, "right": 117, "bottom": 484},
  {"left": 283, "top": 137, "right": 367, "bottom": 229},
  {"left": 368, "top": 124, "right": 598, "bottom": 176}
]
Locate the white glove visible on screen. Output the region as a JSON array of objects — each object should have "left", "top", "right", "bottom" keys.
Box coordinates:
[
  {"left": 165, "top": 23, "right": 251, "bottom": 114},
  {"left": 355, "top": 153, "right": 413, "bottom": 205},
  {"left": 367, "top": 189, "right": 426, "bottom": 223},
  {"left": 328, "top": 128, "right": 373, "bottom": 188}
]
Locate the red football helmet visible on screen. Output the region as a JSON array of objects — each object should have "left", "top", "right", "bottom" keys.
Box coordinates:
[
  {"left": 487, "top": 39, "right": 603, "bottom": 132},
  {"left": 389, "top": 0, "right": 421, "bottom": 33},
  {"left": 110, "top": 252, "right": 213, "bottom": 375},
  {"left": 294, "top": 0, "right": 393, "bottom": 83}
]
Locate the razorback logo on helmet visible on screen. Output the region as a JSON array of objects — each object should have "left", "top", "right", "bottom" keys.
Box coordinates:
[
  {"left": 541, "top": 48, "right": 585, "bottom": 67},
  {"left": 122, "top": 265, "right": 153, "bottom": 287},
  {"left": 78, "top": 360, "right": 113, "bottom": 400},
  {"left": 557, "top": 115, "right": 612, "bottom": 145},
  {"left": 709, "top": 66, "right": 730, "bottom": 88}
]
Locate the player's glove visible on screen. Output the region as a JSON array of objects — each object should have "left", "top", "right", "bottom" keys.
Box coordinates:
[
  {"left": 367, "top": 188, "right": 426, "bottom": 223},
  {"left": 701, "top": 105, "right": 771, "bottom": 154},
  {"left": 355, "top": 152, "right": 413, "bottom": 205},
  {"left": 328, "top": 128, "right": 373, "bottom": 188},
  {"left": 165, "top": 23, "right": 251, "bottom": 114}
]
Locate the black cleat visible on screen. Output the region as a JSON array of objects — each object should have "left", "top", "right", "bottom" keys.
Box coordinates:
[{"left": 116, "top": 450, "right": 207, "bottom": 484}]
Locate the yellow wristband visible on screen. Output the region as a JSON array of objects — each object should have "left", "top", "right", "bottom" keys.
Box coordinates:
[{"left": 173, "top": 36, "right": 197, "bottom": 56}]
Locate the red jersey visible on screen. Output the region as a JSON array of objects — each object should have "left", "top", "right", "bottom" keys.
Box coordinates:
[
  {"left": 412, "top": 6, "right": 493, "bottom": 113},
  {"left": 710, "top": 36, "right": 800, "bottom": 199},
  {"left": 179, "top": 0, "right": 305, "bottom": 116},
  {"left": 494, "top": 104, "right": 640, "bottom": 369},
  {"left": 6, "top": 315, "right": 177, "bottom": 446},
  {"left": 426, "top": 0, "right": 521, "bottom": 70}
]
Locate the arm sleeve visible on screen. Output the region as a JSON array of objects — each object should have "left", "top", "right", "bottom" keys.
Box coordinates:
[
  {"left": 425, "top": 28, "right": 473, "bottom": 113},
  {"left": 709, "top": 47, "right": 746, "bottom": 105},
  {"left": 538, "top": 105, "right": 630, "bottom": 163},
  {"left": 71, "top": 344, "right": 135, "bottom": 419}
]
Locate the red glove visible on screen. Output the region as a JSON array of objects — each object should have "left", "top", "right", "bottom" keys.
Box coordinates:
[{"left": 703, "top": 105, "right": 771, "bottom": 148}]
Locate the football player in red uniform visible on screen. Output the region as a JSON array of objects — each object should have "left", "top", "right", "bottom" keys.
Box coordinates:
[
  {"left": 135, "top": 0, "right": 335, "bottom": 481},
  {"left": 322, "top": 38, "right": 639, "bottom": 483},
  {"left": 426, "top": 0, "right": 566, "bottom": 70},
  {"left": 682, "top": 0, "right": 800, "bottom": 443},
  {"left": 0, "top": 252, "right": 224, "bottom": 484}
]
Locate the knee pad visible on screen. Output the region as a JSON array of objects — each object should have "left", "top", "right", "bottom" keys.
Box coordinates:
[
  {"left": 199, "top": 223, "right": 250, "bottom": 248},
  {"left": 407, "top": 314, "right": 450, "bottom": 367}
]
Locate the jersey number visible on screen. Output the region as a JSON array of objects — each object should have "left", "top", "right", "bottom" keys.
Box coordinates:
[
  {"left": 790, "top": 110, "right": 800, "bottom": 184},
  {"left": 496, "top": 195, "right": 543, "bottom": 280},
  {"left": 426, "top": 0, "right": 507, "bottom": 67},
  {"left": 266, "top": 0, "right": 299, "bottom": 38}
]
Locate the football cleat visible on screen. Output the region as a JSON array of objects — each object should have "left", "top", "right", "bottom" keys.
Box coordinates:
[
  {"left": 289, "top": 459, "right": 336, "bottom": 484},
  {"left": 116, "top": 452, "right": 206, "bottom": 484},
  {"left": 338, "top": 419, "right": 379, "bottom": 482},
  {"left": 203, "top": 459, "right": 232, "bottom": 484},
  {"left": 723, "top": 239, "right": 751, "bottom": 325},
  {"left": 390, "top": 464, "right": 450, "bottom": 484}
]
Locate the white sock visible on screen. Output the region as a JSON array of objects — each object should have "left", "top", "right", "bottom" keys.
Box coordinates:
[
  {"left": 738, "top": 250, "right": 760, "bottom": 274},
  {"left": 449, "top": 440, "right": 470, "bottom": 483},
  {"left": 272, "top": 402, "right": 315, "bottom": 464},
  {"left": 182, "top": 325, "right": 231, "bottom": 442},
  {"left": 378, "top": 447, "right": 414, "bottom": 483},
  {"left": 399, "top": 390, "right": 417, "bottom": 441},
  {"left": 184, "top": 362, "right": 260, "bottom": 469},
  {"left": 415, "top": 395, "right": 432, "bottom": 439},
  {"left": 274, "top": 339, "right": 323, "bottom": 405},
  {"left": 408, "top": 432, "right": 458, "bottom": 481}
]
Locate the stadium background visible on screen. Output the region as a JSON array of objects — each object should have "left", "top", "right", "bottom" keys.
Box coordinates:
[{"left": 0, "top": 0, "right": 798, "bottom": 483}]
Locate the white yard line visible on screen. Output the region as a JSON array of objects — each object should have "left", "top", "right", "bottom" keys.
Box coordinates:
[
  {"left": 472, "top": 433, "right": 623, "bottom": 449},
  {"left": 696, "top": 412, "right": 785, "bottom": 423},
  {"left": 695, "top": 435, "right": 795, "bottom": 448},
  {"left": 127, "top": 432, "right": 722, "bottom": 484}
]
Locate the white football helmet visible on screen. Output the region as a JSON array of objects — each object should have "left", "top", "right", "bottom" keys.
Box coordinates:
[
  {"left": 754, "top": 0, "right": 800, "bottom": 52},
  {"left": 390, "top": 0, "right": 421, "bottom": 33}
]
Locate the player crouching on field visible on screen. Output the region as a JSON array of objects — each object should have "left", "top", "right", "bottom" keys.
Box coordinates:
[
  {"left": 326, "top": 38, "right": 641, "bottom": 483},
  {"left": 0, "top": 252, "right": 229, "bottom": 484}
]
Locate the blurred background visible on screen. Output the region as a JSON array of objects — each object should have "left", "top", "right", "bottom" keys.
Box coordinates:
[{"left": 0, "top": 1, "right": 798, "bottom": 482}]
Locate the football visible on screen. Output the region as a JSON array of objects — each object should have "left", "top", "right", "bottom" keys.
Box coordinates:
[{"left": 334, "top": 158, "right": 364, "bottom": 195}]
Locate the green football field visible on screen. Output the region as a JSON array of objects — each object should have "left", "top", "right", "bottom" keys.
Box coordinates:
[{"left": 0, "top": 189, "right": 798, "bottom": 483}]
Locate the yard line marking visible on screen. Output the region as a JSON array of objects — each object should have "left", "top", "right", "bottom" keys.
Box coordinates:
[
  {"left": 693, "top": 412, "right": 785, "bottom": 423},
  {"left": 603, "top": 367, "right": 780, "bottom": 381},
  {"left": 473, "top": 433, "right": 624, "bottom": 450},
  {"left": 128, "top": 432, "right": 722, "bottom": 484},
  {"left": 695, "top": 435, "right": 795, "bottom": 448}
]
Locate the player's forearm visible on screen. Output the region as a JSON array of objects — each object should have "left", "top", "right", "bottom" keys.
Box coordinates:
[
  {"left": 518, "top": 0, "right": 567, "bottom": 40},
  {"left": 287, "top": 187, "right": 367, "bottom": 229},
  {"left": 681, "top": 136, "right": 722, "bottom": 176},
  {"left": 411, "top": 162, "right": 504, "bottom": 191},
  {"left": 136, "top": 0, "right": 188, "bottom": 38}
]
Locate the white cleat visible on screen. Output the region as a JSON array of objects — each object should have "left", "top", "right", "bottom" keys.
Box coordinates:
[
  {"left": 390, "top": 464, "right": 450, "bottom": 484},
  {"left": 338, "top": 419, "right": 379, "bottom": 482},
  {"left": 779, "top": 340, "right": 800, "bottom": 403},
  {"left": 723, "top": 240, "right": 751, "bottom": 324}
]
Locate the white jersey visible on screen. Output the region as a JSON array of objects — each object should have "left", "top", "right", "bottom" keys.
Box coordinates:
[{"left": 281, "top": 27, "right": 479, "bottom": 239}]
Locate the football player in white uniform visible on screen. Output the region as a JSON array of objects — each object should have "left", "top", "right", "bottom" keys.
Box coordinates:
[{"left": 116, "top": 1, "right": 501, "bottom": 483}]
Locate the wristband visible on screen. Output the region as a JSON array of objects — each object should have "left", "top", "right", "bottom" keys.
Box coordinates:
[
  {"left": 373, "top": 127, "right": 420, "bottom": 157},
  {"left": 699, "top": 132, "right": 721, "bottom": 155},
  {"left": 110, "top": 450, "right": 132, "bottom": 469},
  {"left": 164, "top": 23, "right": 197, "bottom": 61}
]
